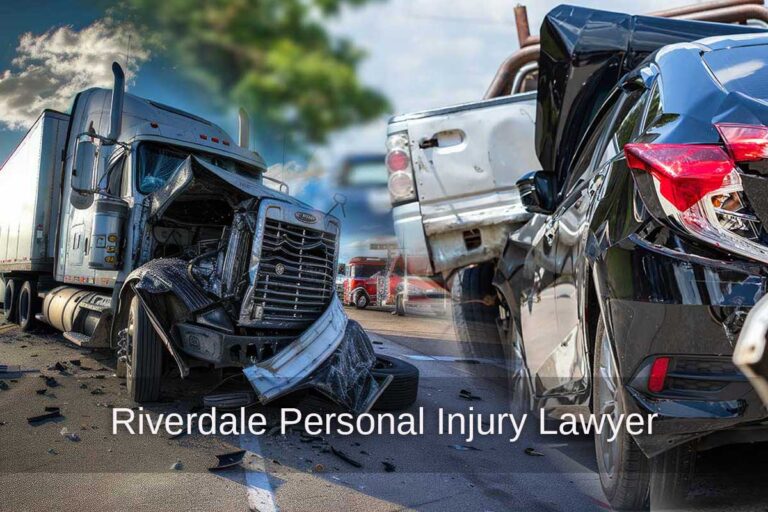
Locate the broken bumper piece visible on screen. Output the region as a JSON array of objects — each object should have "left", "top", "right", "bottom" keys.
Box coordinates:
[{"left": 243, "top": 295, "right": 387, "bottom": 414}]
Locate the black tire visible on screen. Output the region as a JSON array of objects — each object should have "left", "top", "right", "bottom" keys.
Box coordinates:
[
  {"left": 18, "top": 281, "right": 39, "bottom": 332},
  {"left": 649, "top": 443, "right": 696, "bottom": 510},
  {"left": 126, "top": 295, "right": 163, "bottom": 403},
  {"left": 371, "top": 354, "right": 419, "bottom": 410},
  {"left": 3, "top": 278, "right": 21, "bottom": 324},
  {"left": 354, "top": 291, "right": 369, "bottom": 309},
  {"left": 593, "top": 312, "right": 651, "bottom": 510},
  {"left": 451, "top": 263, "right": 502, "bottom": 359},
  {"left": 395, "top": 294, "right": 405, "bottom": 316}
]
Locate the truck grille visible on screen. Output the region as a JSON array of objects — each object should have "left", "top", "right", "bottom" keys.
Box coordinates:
[{"left": 248, "top": 216, "right": 337, "bottom": 327}]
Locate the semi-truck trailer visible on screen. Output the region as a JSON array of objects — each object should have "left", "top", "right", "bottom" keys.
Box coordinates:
[{"left": 0, "top": 63, "right": 409, "bottom": 412}]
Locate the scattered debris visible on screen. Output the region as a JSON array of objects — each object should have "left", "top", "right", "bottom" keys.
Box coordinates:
[
  {"left": 170, "top": 461, "right": 183, "bottom": 471},
  {"left": 47, "top": 448, "right": 57, "bottom": 455},
  {"left": 35, "top": 388, "right": 47, "bottom": 395},
  {"left": 59, "top": 427, "right": 80, "bottom": 442},
  {"left": 360, "top": 450, "right": 369, "bottom": 455},
  {"left": 372, "top": 341, "right": 384, "bottom": 346},
  {"left": 300, "top": 432, "right": 324, "bottom": 443},
  {"left": 0, "top": 381, "right": 8, "bottom": 391},
  {"left": 90, "top": 388, "right": 104, "bottom": 395},
  {"left": 79, "top": 383, "right": 88, "bottom": 389},
  {"left": 44, "top": 406, "right": 60, "bottom": 412},
  {"left": 382, "top": 461, "right": 396, "bottom": 472},
  {"left": 208, "top": 450, "right": 247, "bottom": 472},
  {"left": 458, "top": 389, "right": 482, "bottom": 401},
  {"left": 312, "top": 463, "right": 326, "bottom": 473},
  {"left": 41, "top": 376, "right": 59, "bottom": 388},
  {"left": 27, "top": 408, "right": 62, "bottom": 424},
  {"left": 448, "top": 444, "right": 480, "bottom": 451},
  {"left": 69, "top": 359, "right": 81, "bottom": 367},
  {"left": 524, "top": 447, "right": 544, "bottom": 457},
  {"left": 330, "top": 446, "right": 362, "bottom": 468},
  {"left": 203, "top": 392, "right": 254, "bottom": 409}
]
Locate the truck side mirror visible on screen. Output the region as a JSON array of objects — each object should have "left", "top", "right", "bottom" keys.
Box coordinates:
[
  {"left": 70, "top": 139, "right": 96, "bottom": 210},
  {"left": 517, "top": 170, "right": 557, "bottom": 214},
  {"left": 338, "top": 263, "right": 347, "bottom": 275}
]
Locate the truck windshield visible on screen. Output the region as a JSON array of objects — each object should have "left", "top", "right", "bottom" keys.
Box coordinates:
[
  {"left": 136, "top": 142, "right": 262, "bottom": 193},
  {"left": 350, "top": 264, "right": 382, "bottom": 278}
]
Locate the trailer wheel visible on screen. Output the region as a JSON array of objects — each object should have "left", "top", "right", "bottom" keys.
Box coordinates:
[
  {"left": 2, "top": 278, "right": 21, "bottom": 324},
  {"left": 395, "top": 294, "right": 406, "bottom": 316},
  {"left": 451, "top": 263, "right": 503, "bottom": 359},
  {"left": 18, "top": 281, "right": 39, "bottom": 332},
  {"left": 354, "top": 291, "right": 369, "bottom": 309},
  {"left": 125, "top": 295, "right": 163, "bottom": 403},
  {"left": 371, "top": 355, "right": 419, "bottom": 410}
]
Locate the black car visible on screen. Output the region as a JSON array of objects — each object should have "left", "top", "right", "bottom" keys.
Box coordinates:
[{"left": 495, "top": 6, "right": 768, "bottom": 510}]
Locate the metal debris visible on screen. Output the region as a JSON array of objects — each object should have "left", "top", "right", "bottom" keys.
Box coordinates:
[
  {"left": 27, "top": 408, "right": 62, "bottom": 424},
  {"left": 202, "top": 392, "right": 254, "bottom": 409},
  {"left": 330, "top": 446, "right": 362, "bottom": 468},
  {"left": 459, "top": 389, "right": 482, "bottom": 401},
  {"left": 208, "top": 450, "right": 247, "bottom": 472},
  {"left": 524, "top": 447, "right": 544, "bottom": 457}
]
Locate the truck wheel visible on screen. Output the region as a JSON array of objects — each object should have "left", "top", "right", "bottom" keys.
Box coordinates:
[
  {"left": 395, "top": 294, "right": 405, "bottom": 316},
  {"left": 354, "top": 291, "right": 369, "bottom": 309},
  {"left": 593, "top": 312, "right": 651, "bottom": 510},
  {"left": 451, "top": 263, "right": 502, "bottom": 359},
  {"left": 371, "top": 355, "right": 419, "bottom": 410},
  {"left": 125, "top": 295, "right": 163, "bottom": 403},
  {"left": 2, "top": 278, "right": 21, "bottom": 324},
  {"left": 18, "top": 281, "right": 39, "bottom": 332}
]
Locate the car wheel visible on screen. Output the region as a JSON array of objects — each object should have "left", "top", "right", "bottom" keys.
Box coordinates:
[
  {"left": 125, "top": 295, "right": 163, "bottom": 403},
  {"left": 3, "top": 278, "right": 21, "bottom": 324},
  {"left": 593, "top": 312, "right": 651, "bottom": 510},
  {"left": 18, "top": 281, "right": 39, "bottom": 332},
  {"left": 354, "top": 291, "right": 369, "bottom": 309},
  {"left": 451, "top": 263, "right": 503, "bottom": 359},
  {"left": 371, "top": 354, "right": 419, "bottom": 410},
  {"left": 649, "top": 443, "right": 696, "bottom": 509}
]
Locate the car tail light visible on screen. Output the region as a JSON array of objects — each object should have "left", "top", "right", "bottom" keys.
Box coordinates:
[
  {"left": 386, "top": 132, "right": 416, "bottom": 204},
  {"left": 648, "top": 356, "right": 670, "bottom": 393},
  {"left": 625, "top": 128, "right": 768, "bottom": 263}
]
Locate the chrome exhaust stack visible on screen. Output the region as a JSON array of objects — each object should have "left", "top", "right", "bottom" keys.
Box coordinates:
[
  {"left": 238, "top": 107, "right": 250, "bottom": 149},
  {"left": 108, "top": 62, "right": 125, "bottom": 141}
]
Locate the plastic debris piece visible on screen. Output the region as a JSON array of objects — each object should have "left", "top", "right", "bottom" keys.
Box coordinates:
[
  {"left": 524, "top": 447, "right": 544, "bottom": 457},
  {"left": 170, "top": 461, "right": 183, "bottom": 471},
  {"left": 60, "top": 427, "right": 80, "bottom": 442},
  {"left": 382, "top": 461, "right": 396, "bottom": 472},
  {"left": 42, "top": 376, "right": 58, "bottom": 388},
  {"left": 69, "top": 360, "right": 81, "bottom": 367},
  {"left": 47, "top": 448, "right": 57, "bottom": 455},
  {"left": 458, "top": 389, "right": 482, "bottom": 401},
  {"left": 330, "top": 446, "right": 362, "bottom": 468},
  {"left": 27, "top": 408, "right": 62, "bottom": 424},
  {"left": 313, "top": 463, "right": 325, "bottom": 473},
  {"left": 208, "top": 450, "right": 246, "bottom": 471},
  {"left": 90, "top": 388, "right": 104, "bottom": 395},
  {"left": 35, "top": 388, "right": 47, "bottom": 395},
  {"left": 44, "top": 406, "right": 60, "bottom": 412},
  {"left": 448, "top": 444, "right": 480, "bottom": 451},
  {"left": 203, "top": 392, "right": 253, "bottom": 409}
]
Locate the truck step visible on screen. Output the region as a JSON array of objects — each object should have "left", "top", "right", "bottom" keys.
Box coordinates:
[{"left": 62, "top": 331, "right": 109, "bottom": 348}]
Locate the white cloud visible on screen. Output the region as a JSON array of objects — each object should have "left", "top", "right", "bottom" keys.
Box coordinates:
[{"left": 0, "top": 19, "right": 149, "bottom": 130}]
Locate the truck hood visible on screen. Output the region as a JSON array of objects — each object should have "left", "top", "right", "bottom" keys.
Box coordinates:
[{"left": 535, "top": 5, "right": 763, "bottom": 188}]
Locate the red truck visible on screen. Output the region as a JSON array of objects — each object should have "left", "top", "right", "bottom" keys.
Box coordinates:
[{"left": 341, "top": 256, "right": 447, "bottom": 315}]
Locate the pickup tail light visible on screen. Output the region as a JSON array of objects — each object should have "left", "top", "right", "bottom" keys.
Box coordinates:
[
  {"left": 386, "top": 132, "right": 417, "bottom": 204},
  {"left": 625, "top": 123, "right": 768, "bottom": 263}
]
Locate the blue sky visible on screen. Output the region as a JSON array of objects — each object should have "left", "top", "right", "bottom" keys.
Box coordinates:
[{"left": 0, "top": 0, "right": 715, "bottom": 167}]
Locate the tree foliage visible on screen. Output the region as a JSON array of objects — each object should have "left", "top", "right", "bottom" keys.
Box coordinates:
[{"left": 127, "top": 0, "right": 389, "bottom": 146}]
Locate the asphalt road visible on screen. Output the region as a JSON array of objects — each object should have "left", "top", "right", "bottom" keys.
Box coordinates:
[{"left": 0, "top": 308, "right": 766, "bottom": 511}]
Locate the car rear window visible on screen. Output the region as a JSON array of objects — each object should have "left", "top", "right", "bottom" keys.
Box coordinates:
[{"left": 704, "top": 45, "right": 768, "bottom": 99}]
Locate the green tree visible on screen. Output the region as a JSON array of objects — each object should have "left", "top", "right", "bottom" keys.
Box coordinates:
[{"left": 127, "top": 0, "right": 389, "bottom": 146}]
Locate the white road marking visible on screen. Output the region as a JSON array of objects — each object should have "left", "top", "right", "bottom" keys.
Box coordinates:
[{"left": 239, "top": 433, "right": 278, "bottom": 512}]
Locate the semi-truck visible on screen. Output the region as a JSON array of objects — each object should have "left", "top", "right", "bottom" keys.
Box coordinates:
[{"left": 0, "top": 63, "right": 416, "bottom": 412}]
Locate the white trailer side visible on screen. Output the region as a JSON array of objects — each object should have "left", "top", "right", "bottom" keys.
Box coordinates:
[{"left": 0, "top": 110, "right": 69, "bottom": 273}]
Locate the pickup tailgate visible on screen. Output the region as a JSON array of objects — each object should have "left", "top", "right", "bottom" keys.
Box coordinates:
[{"left": 393, "top": 92, "right": 540, "bottom": 272}]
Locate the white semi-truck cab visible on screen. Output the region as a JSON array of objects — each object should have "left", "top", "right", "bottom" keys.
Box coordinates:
[{"left": 0, "top": 63, "right": 397, "bottom": 411}]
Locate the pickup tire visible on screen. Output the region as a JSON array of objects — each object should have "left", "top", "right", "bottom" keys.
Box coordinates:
[
  {"left": 126, "top": 295, "right": 163, "bottom": 403},
  {"left": 2, "top": 278, "right": 21, "bottom": 324},
  {"left": 18, "top": 281, "right": 39, "bottom": 332},
  {"left": 371, "top": 355, "right": 419, "bottom": 410},
  {"left": 451, "top": 263, "right": 503, "bottom": 359}
]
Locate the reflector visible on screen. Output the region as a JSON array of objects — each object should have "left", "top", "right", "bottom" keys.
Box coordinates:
[{"left": 648, "top": 356, "right": 670, "bottom": 393}]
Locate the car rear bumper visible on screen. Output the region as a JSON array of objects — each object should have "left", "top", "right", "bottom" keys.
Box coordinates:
[{"left": 600, "top": 236, "right": 768, "bottom": 455}]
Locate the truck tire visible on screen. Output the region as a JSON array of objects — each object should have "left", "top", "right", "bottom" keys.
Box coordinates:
[
  {"left": 126, "top": 295, "right": 163, "bottom": 403},
  {"left": 2, "top": 278, "right": 21, "bottom": 324},
  {"left": 18, "top": 281, "right": 39, "bottom": 332},
  {"left": 371, "top": 354, "right": 419, "bottom": 410},
  {"left": 451, "top": 263, "right": 502, "bottom": 359},
  {"left": 354, "top": 291, "right": 369, "bottom": 309}
]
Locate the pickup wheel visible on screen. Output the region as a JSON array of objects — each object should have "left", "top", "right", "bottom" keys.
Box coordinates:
[
  {"left": 18, "top": 281, "right": 40, "bottom": 332},
  {"left": 125, "top": 295, "right": 163, "bottom": 403},
  {"left": 371, "top": 355, "right": 419, "bottom": 410},
  {"left": 451, "top": 263, "right": 503, "bottom": 359},
  {"left": 2, "top": 278, "right": 21, "bottom": 324},
  {"left": 354, "top": 291, "right": 369, "bottom": 309}
]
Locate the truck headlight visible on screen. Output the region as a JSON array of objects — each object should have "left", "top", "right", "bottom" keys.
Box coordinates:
[{"left": 386, "top": 132, "right": 417, "bottom": 205}]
